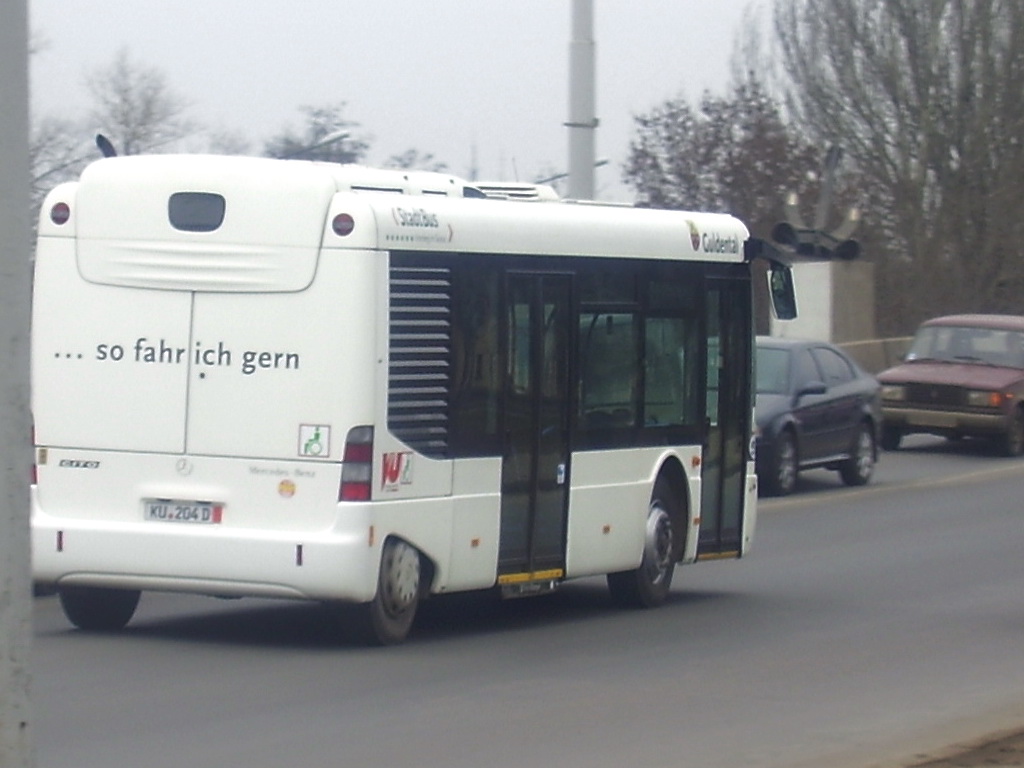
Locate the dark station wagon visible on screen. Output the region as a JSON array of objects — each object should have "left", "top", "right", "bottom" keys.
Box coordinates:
[{"left": 877, "top": 314, "right": 1024, "bottom": 455}]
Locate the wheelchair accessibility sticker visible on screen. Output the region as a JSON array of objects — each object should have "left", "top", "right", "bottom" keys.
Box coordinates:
[{"left": 298, "top": 424, "right": 331, "bottom": 457}]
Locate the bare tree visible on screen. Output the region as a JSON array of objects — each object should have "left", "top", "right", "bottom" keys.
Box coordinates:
[
  {"left": 774, "top": 0, "right": 1024, "bottom": 333},
  {"left": 623, "top": 74, "right": 823, "bottom": 238},
  {"left": 622, "top": 74, "right": 855, "bottom": 334},
  {"left": 204, "top": 128, "right": 251, "bottom": 156},
  {"left": 29, "top": 115, "right": 93, "bottom": 209},
  {"left": 87, "top": 47, "right": 197, "bottom": 155},
  {"left": 263, "top": 104, "right": 370, "bottom": 163},
  {"left": 384, "top": 148, "right": 448, "bottom": 172}
]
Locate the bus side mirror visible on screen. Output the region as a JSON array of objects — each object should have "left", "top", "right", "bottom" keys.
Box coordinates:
[{"left": 768, "top": 263, "right": 797, "bottom": 321}]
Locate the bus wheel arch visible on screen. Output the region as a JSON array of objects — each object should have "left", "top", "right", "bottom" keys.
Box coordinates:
[
  {"left": 606, "top": 466, "right": 685, "bottom": 608},
  {"left": 654, "top": 458, "right": 689, "bottom": 562}
]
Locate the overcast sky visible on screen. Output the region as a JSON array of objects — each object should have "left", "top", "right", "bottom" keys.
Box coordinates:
[{"left": 29, "top": 1, "right": 761, "bottom": 201}]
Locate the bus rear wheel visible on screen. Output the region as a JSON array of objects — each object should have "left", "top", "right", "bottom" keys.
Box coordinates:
[
  {"left": 348, "top": 538, "right": 421, "bottom": 645},
  {"left": 58, "top": 585, "right": 140, "bottom": 631},
  {"left": 607, "top": 477, "right": 677, "bottom": 608}
]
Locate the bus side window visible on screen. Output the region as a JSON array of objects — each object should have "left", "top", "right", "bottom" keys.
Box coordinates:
[
  {"left": 579, "top": 312, "right": 639, "bottom": 429},
  {"left": 448, "top": 261, "right": 501, "bottom": 454},
  {"left": 644, "top": 316, "right": 699, "bottom": 426}
]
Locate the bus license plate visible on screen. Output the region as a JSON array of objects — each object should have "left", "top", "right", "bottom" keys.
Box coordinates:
[{"left": 145, "top": 500, "right": 222, "bottom": 524}]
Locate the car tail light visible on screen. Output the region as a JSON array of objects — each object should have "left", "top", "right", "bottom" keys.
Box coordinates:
[{"left": 339, "top": 426, "right": 374, "bottom": 501}]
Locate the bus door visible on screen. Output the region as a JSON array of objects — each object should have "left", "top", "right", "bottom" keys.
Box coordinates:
[
  {"left": 498, "top": 273, "right": 572, "bottom": 584},
  {"left": 699, "top": 276, "right": 751, "bottom": 555}
]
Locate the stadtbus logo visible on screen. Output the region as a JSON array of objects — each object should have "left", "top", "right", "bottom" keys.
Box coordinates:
[{"left": 392, "top": 207, "right": 439, "bottom": 228}]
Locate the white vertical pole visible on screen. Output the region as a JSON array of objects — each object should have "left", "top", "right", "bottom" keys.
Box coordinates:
[
  {"left": 0, "top": 0, "right": 35, "bottom": 765},
  {"left": 567, "top": 0, "right": 597, "bottom": 200}
]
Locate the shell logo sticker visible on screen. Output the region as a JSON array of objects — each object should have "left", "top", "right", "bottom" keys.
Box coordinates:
[
  {"left": 278, "top": 479, "right": 296, "bottom": 498},
  {"left": 381, "top": 451, "right": 413, "bottom": 492}
]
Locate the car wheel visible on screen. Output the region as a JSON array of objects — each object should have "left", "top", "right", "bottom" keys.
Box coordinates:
[
  {"left": 880, "top": 425, "right": 902, "bottom": 451},
  {"left": 762, "top": 430, "right": 798, "bottom": 496},
  {"left": 58, "top": 586, "right": 140, "bottom": 631},
  {"left": 607, "top": 476, "right": 677, "bottom": 608},
  {"left": 1001, "top": 407, "right": 1024, "bottom": 457},
  {"left": 840, "top": 422, "right": 876, "bottom": 486},
  {"left": 346, "top": 538, "right": 421, "bottom": 645}
]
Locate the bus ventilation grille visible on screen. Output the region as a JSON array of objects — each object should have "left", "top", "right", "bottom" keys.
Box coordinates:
[
  {"left": 388, "top": 264, "right": 452, "bottom": 458},
  {"left": 471, "top": 181, "right": 559, "bottom": 201}
]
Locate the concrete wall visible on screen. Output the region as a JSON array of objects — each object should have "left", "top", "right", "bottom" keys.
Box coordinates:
[
  {"left": 832, "top": 260, "right": 876, "bottom": 344},
  {"left": 771, "top": 261, "right": 831, "bottom": 340},
  {"left": 770, "top": 260, "right": 876, "bottom": 345},
  {"left": 840, "top": 337, "right": 913, "bottom": 374}
]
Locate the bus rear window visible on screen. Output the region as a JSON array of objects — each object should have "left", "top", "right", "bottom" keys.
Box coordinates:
[{"left": 168, "top": 192, "right": 226, "bottom": 232}]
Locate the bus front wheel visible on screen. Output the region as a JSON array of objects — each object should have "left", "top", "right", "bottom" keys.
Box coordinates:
[{"left": 607, "top": 477, "right": 677, "bottom": 608}]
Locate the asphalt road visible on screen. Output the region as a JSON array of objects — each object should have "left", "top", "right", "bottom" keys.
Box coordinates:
[{"left": 31, "top": 436, "right": 1024, "bottom": 768}]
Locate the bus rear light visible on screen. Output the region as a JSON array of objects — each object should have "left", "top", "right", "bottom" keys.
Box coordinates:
[
  {"left": 340, "top": 485, "right": 371, "bottom": 502},
  {"left": 343, "top": 441, "right": 372, "bottom": 464},
  {"left": 50, "top": 202, "right": 71, "bottom": 225},
  {"left": 340, "top": 426, "right": 374, "bottom": 502}
]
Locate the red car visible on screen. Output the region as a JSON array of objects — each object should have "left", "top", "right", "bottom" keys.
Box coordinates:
[{"left": 877, "top": 314, "right": 1024, "bottom": 454}]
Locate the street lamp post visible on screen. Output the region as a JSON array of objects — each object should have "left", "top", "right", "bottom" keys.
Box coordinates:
[
  {"left": 566, "top": 0, "right": 598, "bottom": 200},
  {"left": 279, "top": 130, "right": 351, "bottom": 160}
]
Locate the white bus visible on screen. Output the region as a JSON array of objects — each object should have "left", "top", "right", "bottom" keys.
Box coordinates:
[{"left": 31, "top": 154, "right": 792, "bottom": 644}]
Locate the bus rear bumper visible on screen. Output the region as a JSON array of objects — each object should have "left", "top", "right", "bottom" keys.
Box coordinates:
[{"left": 31, "top": 513, "right": 380, "bottom": 603}]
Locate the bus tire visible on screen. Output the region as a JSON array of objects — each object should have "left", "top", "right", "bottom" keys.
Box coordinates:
[
  {"left": 349, "top": 538, "right": 421, "bottom": 645},
  {"left": 607, "top": 477, "right": 677, "bottom": 608},
  {"left": 58, "top": 586, "right": 140, "bottom": 631}
]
